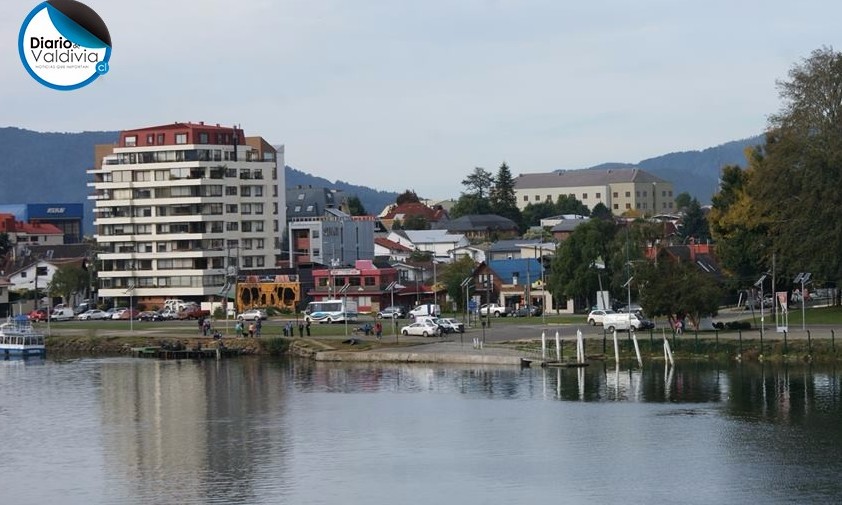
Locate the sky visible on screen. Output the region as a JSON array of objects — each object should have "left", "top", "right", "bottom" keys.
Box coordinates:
[{"left": 4, "top": 0, "right": 842, "bottom": 200}]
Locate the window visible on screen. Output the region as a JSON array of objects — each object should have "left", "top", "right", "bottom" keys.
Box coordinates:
[
  {"left": 306, "top": 205, "right": 314, "bottom": 212},
  {"left": 146, "top": 134, "right": 154, "bottom": 144},
  {"left": 254, "top": 186, "right": 263, "bottom": 197},
  {"left": 226, "top": 204, "right": 238, "bottom": 213},
  {"left": 523, "top": 195, "right": 528, "bottom": 202},
  {"left": 534, "top": 195, "right": 540, "bottom": 201},
  {"left": 256, "top": 239, "right": 265, "bottom": 249},
  {"left": 312, "top": 230, "right": 319, "bottom": 238},
  {"left": 662, "top": 190, "right": 667, "bottom": 197},
  {"left": 643, "top": 190, "right": 647, "bottom": 197},
  {"left": 613, "top": 192, "right": 618, "bottom": 198},
  {"left": 226, "top": 186, "right": 237, "bottom": 196},
  {"left": 256, "top": 257, "right": 265, "bottom": 268},
  {"left": 198, "top": 132, "right": 208, "bottom": 144},
  {"left": 582, "top": 193, "right": 588, "bottom": 199},
  {"left": 297, "top": 193, "right": 305, "bottom": 200},
  {"left": 294, "top": 206, "right": 301, "bottom": 212},
  {"left": 625, "top": 203, "right": 631, "bottom": 209},
  {"left": 125, "top": 135, "right": 137, "bottom": 147},
  {"left": 636, "top": 191, "right": 640, "bottom": 197},
  {"left": 226, "top": 222, "right": 239, "bottom": 231},
  {"left": 595, "top": 192, "right": 601, "bottom": 199},
  {"left": 175, "top": 133, "right": 187, "bottom": 144},
  {"left": 613, "top": 204, "right": 619, "bottom": 210},
  {"left": 241, "top": 186, "right": 251, "bottom": 197},
  {"left": 157, "top": 133, "right": 165, "bottom": 144},
  {"left": 668, "top": 191, "right": 673, "bottom": 197},
  {"left": 241, "top": 204, "right": 252, "bottom": 215},
  {"left": 625, "top": 191, "right": 631, "bottom": 197},
  {"left": 636, "top": 203, "right": 641, "bottom": 209}
]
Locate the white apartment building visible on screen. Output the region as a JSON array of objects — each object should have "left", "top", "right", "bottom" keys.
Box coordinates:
[
  {"left": 88, "top": 122, "right": 285, "bottom": 305},
  {"left": 514, "top": 168, "right": 674, "bottom": 216}
]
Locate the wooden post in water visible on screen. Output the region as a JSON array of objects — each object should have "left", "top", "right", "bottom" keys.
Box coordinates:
[
  {"left": 783, "top": 330, "right": 788, "bottom": 355},
  {"left": 663, "top": 337, "right": 675, "bottom": 366},
  {"left": 738, "top": 329, "right": 743, "bottom": 355},
  {"left": 541, "top": 330, "right": 546, "bottom": 359},
  {"left": 833, "top": 329, "right": 836, "bottom": 353},
  {"left": 555, "top": 330, "right": 561, "bottom": 362},
  {"left": 612, "top": 329, "right": 620, "bottom": 366},
  {"left": 808, "top": 330, "right": 812, "bottom": 355},
  {"left": 631, "top": 329, "right": 642, "bottom": 367}
]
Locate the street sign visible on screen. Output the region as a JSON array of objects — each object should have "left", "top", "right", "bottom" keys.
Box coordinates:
[{"left": 468, "top": 300, "right": 477, "bottom": 311}]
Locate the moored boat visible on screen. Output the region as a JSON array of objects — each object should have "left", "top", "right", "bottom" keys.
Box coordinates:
[{"left": 0, "top": 315, "right": 46, "bottom": 357}]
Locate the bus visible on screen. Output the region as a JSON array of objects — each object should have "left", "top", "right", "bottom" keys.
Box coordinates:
[{"left": 304, "top": 299, "right": 359, "bottom": 324}]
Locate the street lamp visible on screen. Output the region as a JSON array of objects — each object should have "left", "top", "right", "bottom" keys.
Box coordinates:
[
  {"left": 755, "top": 274, "right": 768, "bottom": 341},
  {"left": 338, "top": 284, "right": 350, "bottom": 337},
  {"left": 794, "top": 272, "right": 811, "bottom": 331},
  {"left": 386, "top": 281, "right": 404, "bottom": 341}
]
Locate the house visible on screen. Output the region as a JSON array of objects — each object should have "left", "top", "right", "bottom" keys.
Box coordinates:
[
  {"left": 435, "top": 214, "right": 519, "bottom": 241},
  {"left": 6, "top": 244, "right": 92, "bottom": 310},
  {"left": 0, "top": 213, "right": 64, "bottom": 256},
  {"left": 288, "top": 208, "right": 376, "bottom": 268},
  {"left": 550, "top": 216, "right": 590, "bottom": 241},
  {"left": 386, "top": 230, "right": 469, "bottom": 263},
  {"left": 374, "top": 237, "right": 413, "bottom": 263},
  {"left": 380, "top": 202, "right": 449, "bottom": 231}
]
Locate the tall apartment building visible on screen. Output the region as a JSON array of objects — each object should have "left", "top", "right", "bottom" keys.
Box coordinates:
[
  {"left": 88, "top": 122, "right": 286, "bottom": 305},
  {"left": 514, "top": 168, "right": 674, "bottom": 216}
]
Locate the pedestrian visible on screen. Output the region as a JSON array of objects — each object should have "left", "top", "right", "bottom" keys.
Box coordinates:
[
  {"left": 203, "top": 318, "right": 211, "bottom": 336},
  {"left": 282, "top": 324, "right": 288, "bottom": 337},
  {"left": 374, "top": 321, "right": 382, "bottom": 340},
  {"left": 674, "top": 318, "right": 682, "bottom": 335},
  {"left": 305, "top": 320, "right": 311, "bottom": 336},
  {"left": 235, "top": 320, "right": 243, "bottom": 337},
  {"left": 298, "top": 322, "right": 304, "bottom": 337},
  {"left": 286, "top": 321, "right": 293, "bottom": 337},
  {"left": 248, "top": 322, "right": 256, "bottom": 338},
  {"left": 197, "top": 317, "right": 204, "bottom": 335},
  {"left": 255, "top": 319, "right": 262, "bottom": 337}
]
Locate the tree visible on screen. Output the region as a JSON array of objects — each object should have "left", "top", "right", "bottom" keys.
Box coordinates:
[
  {"left": 461, "top": 167, "right": 493, "bottom": 199},
  {"left": 47, "top": 264, "right": 88, "bottom": 304},
  {"left": 590, "top": 202, "right": 613, "bottom": 221},
  {"left": 346, "top": 195, "right": 367, "bottom": 216},
  {"left": 555, "top": 194, "right": 590, "bottom": 216},
  {"left": 674, "top": 192, "right": 693, "bottom": 211},
  {"left": 440, "top": 256, "right": 477, "bottom": 311},
  {"left": 0, "top": 233, "right": 12, "bottom": 258},
  {"left": 638, "top": 258, "right": 722, "bottom": 329},
  {"left": 449, "top": 194, "right": 492, "bottom": 219},
  {"left": 396, "top": 190, "right": 420, "bottom": 205},
  {"left": 548, "top": 219, "right": 618, "bottom": 308},
  {"left": 678, "top": 198, "right": 709, "bottom": 242},
  {"left": 402, "top": 215, "right": 429, "bottom": 230},
  {"left": 489, "top": 162, "right": 521, "bottom": 226}
]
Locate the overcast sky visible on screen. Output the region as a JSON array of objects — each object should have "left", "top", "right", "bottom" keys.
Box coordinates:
[{"left": 4, "top": 0, "right": 842, "bottom": 200}]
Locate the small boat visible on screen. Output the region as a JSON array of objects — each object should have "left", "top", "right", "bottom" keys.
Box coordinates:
[{"left": 0, "top": 315, "right": 46, "bottom": 357}]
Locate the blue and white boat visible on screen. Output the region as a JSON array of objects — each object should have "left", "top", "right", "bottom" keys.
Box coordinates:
[{"left": 0, "top": 315, "right": 46, "bottom": 357}]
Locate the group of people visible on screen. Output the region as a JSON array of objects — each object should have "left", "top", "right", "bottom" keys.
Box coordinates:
[
  {"left": 234, "top": 319, "right": 262, "bottom": 338},
  {"left": 282, "top": 320, "right": 311, "bottom": 337},
  {"left": 354, "top": 322, "right": 383, "bottom": 339}
]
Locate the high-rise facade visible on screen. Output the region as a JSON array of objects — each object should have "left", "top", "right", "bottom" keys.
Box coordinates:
[{"left": 88, "top": 122, "right": 285, "bottom": 305}]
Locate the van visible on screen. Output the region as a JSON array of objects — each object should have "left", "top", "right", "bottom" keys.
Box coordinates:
[
  {"left": 409, "top": 304, "right": 441, "bottom": 319},
  {"left": 602, "top": 312, "right": 651, "bottom": 332},
  {"left": 164, "top": 299, "right": 187, "bottom": 311},
  {"left": 50, "top": 307, "right": 76, "bottom": 321}
]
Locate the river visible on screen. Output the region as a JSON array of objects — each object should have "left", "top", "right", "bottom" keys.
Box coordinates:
[{"left": 1, "top": 356, "right": 841, "bottom": 504}]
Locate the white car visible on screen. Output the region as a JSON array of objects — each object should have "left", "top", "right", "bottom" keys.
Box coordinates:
[
  {"left": 479, "top": 303, "right": 509, "bottom": 317},
  {"left": 401, "top": 320, "right": 442, "bottom": 337},
  {"left": 237, "top": 309, "right": 268, "bottom": 321},
  {"left": 77, "top": 309, "right": 109, "bottom": 320},
  {"left": 436, "top": 318, "right": 464, "bottom": 333},
  {"left": 587, "top": 309, "right": 616, "bottom": 326}
]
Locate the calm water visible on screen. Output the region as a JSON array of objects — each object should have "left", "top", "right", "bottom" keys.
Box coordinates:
[{"left": 1, "top": 356, "right": 841, "bottom": 505}]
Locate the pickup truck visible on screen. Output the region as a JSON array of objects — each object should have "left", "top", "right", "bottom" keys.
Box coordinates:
[
  {"left": 479, "top": 303, "right": 509, "bottom": 317},
  {"left": 178, "top": 305, "right": 210, "bottom": 320}
]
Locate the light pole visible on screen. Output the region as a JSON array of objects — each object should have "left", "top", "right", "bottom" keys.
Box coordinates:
[
  {"left": 795, "top": 272, "right": 811, "bottom": 331},
  {"left": 432, "top": 260, "right": 437, "bottom": 311},
  {"left": 755, "top": 274, "right": 767, "bottom": 341},
  {"left": 338, "top": 284, "right": 350, "bottom": 337}
]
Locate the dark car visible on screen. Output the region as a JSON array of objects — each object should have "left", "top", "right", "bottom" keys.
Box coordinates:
[
  {"left": 377, "top": 306, "right": 407, "bottom": 319},
  {"left": 513, "top": 305, "right": 543, "bottom": 317},
  {"left": 637, "top": 317, "right": 655, "bottom": 330},
  {"left": 138, "top": 310, "right": 164, "bottom": 321}
]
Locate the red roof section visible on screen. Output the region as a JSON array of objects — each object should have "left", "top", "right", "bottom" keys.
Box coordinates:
[
  {"left": 383, "top": 203, "right": 448, "bottom": 222},
  {"left": 0, "top": 214, "right": 62, "bottom": 235},
  {"left": 375, "top": 237, "right": 413, "bottom": 253}
]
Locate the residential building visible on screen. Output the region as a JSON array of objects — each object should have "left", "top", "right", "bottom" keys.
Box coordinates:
[
  {"left": 514, "top": 168, "right": 674, "bottom": 216},
  {"left": 435, "top": 214, "right": 519, "bottom": 241},
  {"left": 286, "top": 186, "right": 345, "bottom": 220},
  {"left": 386, "top": 229, "right": 469, "bottom": 263},
  {"left": 0, "top": 213, "right": 64, "bottom": 257},
  {"left": 88, "top": 122, "right": 285, "bottom": 306},
  {"left": 380, "top": 202, "right": 449, "bottom": 231},
  {"left": 5, "top": 244, "right": 91, "bottom": 310},
  {"left": 288, "top": 209, "right": 375, "bottom": 268},
  {"left": 0, "top": 204, "right": 85, "bottom": 243},
  {"left": 374, "top": 237, "right": 413, "bottom": 262}
]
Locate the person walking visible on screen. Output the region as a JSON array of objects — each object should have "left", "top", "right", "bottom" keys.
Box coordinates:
[
  {"left": 235, "top": 320, "right": 244, "bottom": 337},
  {"left": 298, "top": 322, "right": 304, "bottom": 338},
  {"left": 248, "top": 322, "right": 256, "bottom": 338},
  {"left": 255, "top": 319, "right": 262, "bottom": 337},
  {"left": 305, "top": 320, "right": 311, "bottom": 336},
  {"left": 374, "top": 321, "right": 382, "bottom": 341}
]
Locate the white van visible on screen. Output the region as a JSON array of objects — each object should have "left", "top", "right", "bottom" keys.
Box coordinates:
[
  {"left": 409, "top": 304, "right": 441, "bottom": 319},
  {"left": 602, "top": 312, "right": 643, "bottom": 332},
  {"left": 50, "top": 307, "right": 76, "bottom": 321},
  {"left": 164, "top": 299, "right": 188, "bottom": 311}
]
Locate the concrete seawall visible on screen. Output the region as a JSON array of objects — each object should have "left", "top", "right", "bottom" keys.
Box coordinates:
[{"left": 314, "top": 350, "right": 525, "bottom": 366}]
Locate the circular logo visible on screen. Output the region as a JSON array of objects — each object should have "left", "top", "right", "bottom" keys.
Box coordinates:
[{"left": 18, "top": 0, "right": 112, "bottom": 91}]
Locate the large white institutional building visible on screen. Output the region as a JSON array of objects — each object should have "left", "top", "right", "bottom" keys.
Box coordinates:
[{"left": 88, "top": 122, "right": 285, "bottom": 306}]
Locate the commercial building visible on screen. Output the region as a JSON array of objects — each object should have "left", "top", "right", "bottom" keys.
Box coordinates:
[
  {"left": 514, "top": 168, "right": 674, "bottom": 216},
  {"left": 88, "top": 122, "right": 285, "bottom": 306},
  {"left": 288, "top": 208, "right": 375, "bottom": 268},
  {"left": 0, "top": 203, "right": 84, "bottom": 243}
]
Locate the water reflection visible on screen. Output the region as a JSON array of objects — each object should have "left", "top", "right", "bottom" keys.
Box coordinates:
[{"left": 3, "top": 357, "right": 842, "bottom": 504}]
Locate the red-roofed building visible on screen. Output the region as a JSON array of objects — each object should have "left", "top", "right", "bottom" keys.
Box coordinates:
[
  {"left": 0, "top": 213, "right": 64, "bottom": 256},
  {"left": 374, "top": 237, "right": 413, "bottom": 262},
  {"left": 380, "top": 203, "right": 448, "bottom": 231}
]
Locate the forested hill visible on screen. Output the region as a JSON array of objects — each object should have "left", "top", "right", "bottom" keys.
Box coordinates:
[{"left": 586, "top": 135, "right": 765, "bottom": 203}]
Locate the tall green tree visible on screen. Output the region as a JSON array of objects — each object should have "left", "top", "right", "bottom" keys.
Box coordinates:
[
  {"left": 461, "top": 167, "right": 494, "bottom": 199},
  {"left": 346, "top": 195, "right": 367, "bottom": 216},
  {"left": 638, "top": 257, "right": 723, "bottom": 329},
  {"left": 402, "top": 215, "right": 429, "bottom": 230},
  {"left": 440, "top": 256, "right": 477, "bottom": 312},
  {"left": 47, "top": 264, "right": 88, "bottom": 303},
  {"left": 548, "top": 219, "right": 618, "bottom": 308},
  {"left": 0, "top": 233, "right": 12, "bottom": 258},
  {"left": 449, "top": 194, "right": 492, "bottom": 219},
  {"left": 396, "top": 190, "right": 420, "bottom": 205},
  {"left": 678, "top": 198, "right": 709, "bottom": 242},
  {"left": 489, "top": 162, "right": 521, "bottom": 226},
  {"left": 674, "top": 192, "right": 693, "bottom": 211},
  {"left": 591, "top": 202, "right": 613, "bottom": 221}
]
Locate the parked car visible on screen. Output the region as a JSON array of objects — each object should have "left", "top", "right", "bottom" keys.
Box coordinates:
[
  {"left": 159, "top": 308, "right": 179, "bottom": 320},
  {"left": 137, "top": 311, "right": 163, "bottom": 321},
  {"left": 77, "top": 309, "right": 109, "bottom": 320},
  {"left": 479, "top": 303, "right": 509, "bottom": 317},
  {"left": 513, "top": 305, "right": 542, "bottom": 317},
  {"left": 400, "top": 320, "right": 443, "bottom": 337},
  {"left": 436, "top": 317, "right": 464, "bottom": 333},
  {"left": 377, "top": 306, "right": 406, "bottom": 319},
  {"left": 237, "top": 309, "right": 268, "bottom": 321},
  {"left": 27, "top": 309, "right": 49, "bottom": 322},
  {"left": 73, "top": 301, "right": 93, "bottom": 315},
  {"left": 587, "top": 309, "right": 616, "bottom": 326}
]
